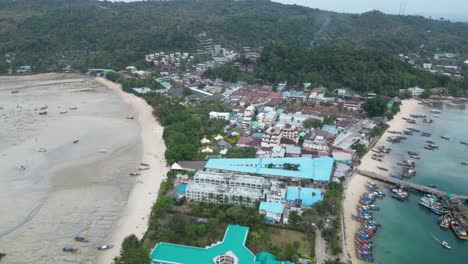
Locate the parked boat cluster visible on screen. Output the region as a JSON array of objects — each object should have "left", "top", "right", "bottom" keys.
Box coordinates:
[
  {"left": 352, "top": 182, "right": 385, "bottom": 262},
  {"left": 387, "top": 184, "right": 409, "bottom": 201}
]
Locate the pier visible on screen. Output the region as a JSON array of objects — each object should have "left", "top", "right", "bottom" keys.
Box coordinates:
[{"left": 356, "top": 170, "right": 468, "bottom": 201}]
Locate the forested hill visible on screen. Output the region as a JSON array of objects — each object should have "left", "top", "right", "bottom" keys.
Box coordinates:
[
  {"left": 256, "top": 45, "right": 444, "bottom": 95},
  {"left": 1, "top": 0, "right": 468, "bottom": 70}
]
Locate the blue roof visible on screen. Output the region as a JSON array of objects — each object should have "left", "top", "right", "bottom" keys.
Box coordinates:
[
  {"left": 205, "top": 157, "right": 334, "bottom": 182},
  {"left": 286, "top": 187, "right": 323, "bottom": 206},
  {"left": 259, "top": 202, "right": 284, "bottom": 214},
  {"left": 322, "top": 125, "right": 339, "bottom": 134},
  {"left": 252, "top": 132, "right": 264, "bottom": 139}
]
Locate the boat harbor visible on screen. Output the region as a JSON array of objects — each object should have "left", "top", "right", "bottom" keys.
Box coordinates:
[{"left": 351, "top": 182, "right": 385, "bottom": 262}]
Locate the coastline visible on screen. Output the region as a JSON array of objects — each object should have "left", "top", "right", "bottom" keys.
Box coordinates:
[
  {"left": 342, "top": 99, "right": 422, "bottom": 263},
  {"left": 95, "top": 77, "right": 168, "bottom": 264}
]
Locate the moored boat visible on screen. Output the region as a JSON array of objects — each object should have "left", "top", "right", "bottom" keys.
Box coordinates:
[
  {"left": 441, "top": 136, "right": 450, "bottom": 140},
  {"left": 74, "top": 236, "right": 88, "bottom": 242},
  {"left": 63, "top": 247, "right": 78, "bottom": 253},
  {"left": 97, "top": 245, "right": 113, "bottom": 250}
]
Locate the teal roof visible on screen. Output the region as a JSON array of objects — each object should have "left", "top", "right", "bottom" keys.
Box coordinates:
[
  {"left": 160, "top": 81, "right": 172, "bottom": 89},
  {"left": 276, "top": 108, "right": 284, "bottom": 115},
  {"left": 205, "top": 157, "right": 334, "bottom": 181},
  {"left": 252, "top": 121, "right": 260, "bottom": 128},
  {"left": 256, "top": 252, "right": 294, "bottom": 264},
  {"left": 286, "top": 187, "right": 323, "bottom": 206},
  {"left": 299, "top": 131, "right": 306, "bottom": 137},
  {"left": 259, "top": 202, "right": 284, "bottom": 214},
  {"left": 150, "top": 225, "right": 291, "bottom": 264}
]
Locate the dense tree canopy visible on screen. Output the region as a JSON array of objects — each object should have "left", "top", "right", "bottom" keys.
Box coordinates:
[
  {"left": 1, "top": 0, "right": 468, "bottom": 71},
  {"left": 256, "top": 44, "right": 444, "bottom": 94},
  {"left": 362, "top": 96, "right": 388, "bottom": 117}
]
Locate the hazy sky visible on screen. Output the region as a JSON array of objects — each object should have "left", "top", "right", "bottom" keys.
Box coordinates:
[{"left": 273, "top": 0, "right": 468, "bottom": 22}]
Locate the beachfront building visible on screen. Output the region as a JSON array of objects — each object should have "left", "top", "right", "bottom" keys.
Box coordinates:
[
  {"left": 150, "top": 225, "right": 293, "bottom": 264},
  {"left": 286, "top": 187, "right": 323, "bottom": 207},
  {"left": 205, "top": 157, "right": 335, "bottom": 185},
  {"left": 259, "top": 202, "right": 285, "bottom": 223},
  {"left": 185, "top": 183, "right": 261, "bottom": 206}
]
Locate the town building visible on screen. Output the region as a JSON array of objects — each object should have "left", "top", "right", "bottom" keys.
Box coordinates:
[
  {"left": 209, "top": 111, "right": 230, "bottom": 120},
  {"left": 261, "top": 127, "right": 281, "bottom": 148},
  {"left": 280, "top": 124, "right": 300, "bottom": 143},
  {"left": 150, "top": 225, "right": 293, "bottom": 264},
  {"left": 277, "top": 112, "right": 323, "bottom": 128}
]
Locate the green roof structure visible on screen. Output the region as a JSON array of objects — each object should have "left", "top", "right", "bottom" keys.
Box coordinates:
[{"left": 150, "top": 225, "right": 293, "bottom": 264}]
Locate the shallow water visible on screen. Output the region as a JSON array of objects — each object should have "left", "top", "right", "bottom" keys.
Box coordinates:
[
  {"left": 0, "top": 74, "right": 141, "bottom": 263},
  {"left": 371, "top": 102, "right": 468, "bottom": 264}
]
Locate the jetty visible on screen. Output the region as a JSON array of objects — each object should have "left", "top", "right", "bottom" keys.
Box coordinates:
[{"left": 356, "top": 170, "right": 468, "bottom": 201}]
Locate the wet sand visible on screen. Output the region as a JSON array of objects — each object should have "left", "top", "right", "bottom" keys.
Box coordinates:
[
  {"left": 342, "top": 99, "right": 421, "bottom": 263},
  {"left": 95, "top": 78, "right": 168, "bottom": 264},
  {"left": 0, "top": 73, "right": 163, "bottom": 263}
]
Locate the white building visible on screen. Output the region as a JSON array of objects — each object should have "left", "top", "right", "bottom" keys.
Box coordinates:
[
  {"left": 244, "top": 105, "right": 256, "bottom": 117},
  {"left": 303, "top": 137, "right": 329, "bottom": 152},
  {"left": 277, "top": 112, "right": 323, "bottom": 128},
  {"left": 209, "top": 111, "right": 230, "bottom": 120},
  {"left": 261, "top": 127, "right": 281, "bottom": 148},
  {"left": 280, "top": 125, "right": 299, "bottom": 143},
  {"left": 407, "top": 86, "right": 425, "bottom": 97},
  {"left": 186, "top": 171, "right": 265, "bottom": 207}
]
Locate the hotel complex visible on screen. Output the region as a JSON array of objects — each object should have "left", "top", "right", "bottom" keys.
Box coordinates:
[{"left": 150, "top": 225, "right": 293, "bottom": 264}]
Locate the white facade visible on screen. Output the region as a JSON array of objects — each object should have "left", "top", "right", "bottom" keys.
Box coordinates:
[
  {"left": 209, "top": 111, "right": 230, "bottom": 120},
  {"left": 303, "top": 138, "right": 329, "bottom": 152},
  {"left": 261, "top": 127, "right": 281, "bottom": 148},
  {"left": 280, "top": 125, "right": 299, "bottom": 143},
  {"left": 186, "top": 183, "right": 261, "bottom": 207}
]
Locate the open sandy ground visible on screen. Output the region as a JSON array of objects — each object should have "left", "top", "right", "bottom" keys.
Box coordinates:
[
  {"left": 95, "top": 78, "right": 168, "bottom": 264},
  {"left": 342, "top": 99, "right": 422, "bottom": 263}
]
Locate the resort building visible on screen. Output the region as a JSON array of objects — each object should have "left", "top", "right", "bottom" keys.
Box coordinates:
[
  {"left": 259, "top": 202, "right": 285, "bottom": 223},
  {"left": 205, "top": 157, "right": 335, "bottom": 184},
  {"left": 185, "top": 171, "right": 266, "bottom": 206},
  {"left": 185, "top": 182, "right": 261, "bottom": 207},
  {"left": 150, "top": 224, "right": 293, "bottom": 264},
  {"left": 193, "top": 171, "right": 265, "bottom": 191}
]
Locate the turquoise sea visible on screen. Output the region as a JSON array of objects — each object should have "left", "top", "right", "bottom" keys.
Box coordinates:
[{"left": 371, "top": 101, "right": 468, "bottom": 264}]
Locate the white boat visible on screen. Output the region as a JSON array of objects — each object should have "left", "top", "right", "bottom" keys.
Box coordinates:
[
  {"left": 432, "top": 234, "right": 451, "bottom": 249},
  {"left": 441, "top": 241, "right": 451, "bottom": 249},
  {"left": 97, "top": 245, "right": 113, "bottom": 250},
  {"left": 37, "top": 148, "right": 47, "bottom": 152},
  {"left": 430, "top": 109, "right": 441, "bottom": 113}
]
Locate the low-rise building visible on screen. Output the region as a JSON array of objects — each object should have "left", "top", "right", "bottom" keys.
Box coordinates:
[
  {"left": 209, "top": 111, "right": 230, "bottom": 120},
  {"left": 186, "top": 182, "right": 261, "bottom": 206},
  {"left": 259, "top": 202, "right": 284, "bottom": 223},
  {"left": 286, "top": 186, "right": 323, "bottom": 207},
  {"left": 280, "top": 125, "right": 299, "bottom": 143}
]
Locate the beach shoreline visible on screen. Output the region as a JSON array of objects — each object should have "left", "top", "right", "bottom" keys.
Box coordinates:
[
  {"left": 95, "top": 78, "right": 167, "bottom": 264},
  {"left": 342, "top": 99, "right": 422, "bottom": 263}
]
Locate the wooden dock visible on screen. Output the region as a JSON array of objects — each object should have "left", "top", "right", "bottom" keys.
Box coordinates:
[{"left": 357, "top": 169, "right": 468, "bottom": 200}]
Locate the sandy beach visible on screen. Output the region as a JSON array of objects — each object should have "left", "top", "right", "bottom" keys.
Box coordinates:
[
  {"left": 0, "top": 73, "right": 166, "bottom": 264},
  {"left": 342, "top": 99, "right": 422, "bottom": 263},
  {"left": 95, "top": 78, "right": 167, "bottom": 264}
]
